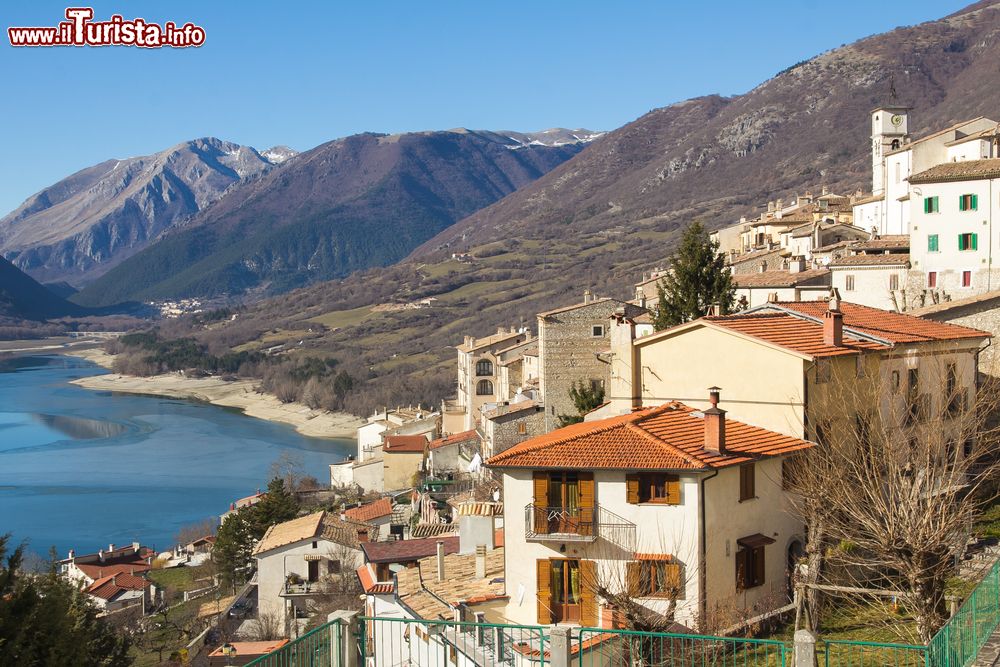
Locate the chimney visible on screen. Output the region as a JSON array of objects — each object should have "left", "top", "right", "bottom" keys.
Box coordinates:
[
  {"left": 822, "top": 185, "right": 829, "bottom": 196},
  {"left": 475, "top": 545, "right": 487, "bottom": 579},
  {"left": 776, "top": 198, "right": 784, "bottom": 211},
  {"left": 436, "top": 541, "right": 446, "bottom": 582},
  {"left": 68, "top": 549, "right": 75, "bottom": 561},
  {"left": 789, "top": 257, "right": 805, "bottom": 273},
  {"left": 132, "top": 542, "right": 140, "bottom": 553},
  {"left": 767, "top": 292, "right": 779, "bottom": 303},
  {"left": 583, "top": 289, "right": 593, "bottom": 304},
  {"left": 767, "top": 201, "right": 775, "bottom": 212},
  {"left": 823, "top": 289, "right": 843, "bottom": 347},
  {"left": 704, "top": 387, "right": 727, "bottom": 455},
  {"left": 635, "top": 286, "right": 646, "bottom": 309},
  {"left": 758, "top": 260, "right": 767, "bottom": 273},
  {"left": 464, "top": 335, "right": 473, "bottom": 347},
  {"left": 108, "top": 543, "right": 115, "bottom": 553},
  {"left": 98, "top": 549, "right": 105, "bottom": 562},
  {"left": 497, "top": 326, "right": 505, "bottom": 336}
]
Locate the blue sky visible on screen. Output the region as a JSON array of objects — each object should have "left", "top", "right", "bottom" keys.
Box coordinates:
[{"left": 1, "top": 0, "right": 968, "bottom": 216}]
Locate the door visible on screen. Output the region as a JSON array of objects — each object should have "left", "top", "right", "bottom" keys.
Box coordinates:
[
  {"left": 548, "top": 472, "right": 581, "bottom": 534},
  {"left": 550, "top": 559, "right": 581, "bottom": 623},
  {"left": 308, "top": 559, "right": 319, "bottom": 583}
]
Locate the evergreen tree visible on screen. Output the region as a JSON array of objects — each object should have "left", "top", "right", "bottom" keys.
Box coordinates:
[
  {"left": 0, "top": 535, "right": 132, "bottom": 666},
  {"left": 557, "top": 381, "right": 606, "bottom": 427},
  {"left": 652, "top": 222, "right": 735, "bottom": 331},
  {"left": 252, "top": 478, "right": 300, "bottom": 532}
]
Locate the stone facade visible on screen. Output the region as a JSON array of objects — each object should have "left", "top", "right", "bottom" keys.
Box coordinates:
[
  {"left": 911, "top": 291, "right": 1000, "bottom": 378},
  {"left": 537, "top": 294, "right": 647, "bottom": 431},
  {"left": 483, "top": 403, "right": 546, "bottom": 459}
]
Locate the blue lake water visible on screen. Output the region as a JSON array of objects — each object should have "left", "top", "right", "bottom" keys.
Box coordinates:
[{"left": 0, "top": 355, "right": 355, "bottom": 558}]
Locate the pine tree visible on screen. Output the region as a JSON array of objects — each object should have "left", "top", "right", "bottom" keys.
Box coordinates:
[
  {"left": 557, "top": 381, "right": 606, "bottom": 427},
  {"left": 652, "top": 222, "right": 735, "bottom": 331}
]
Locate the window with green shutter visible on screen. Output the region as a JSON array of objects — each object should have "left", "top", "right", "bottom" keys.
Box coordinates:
[
  {"left": 960, "top": 194, "right": 978, "bottom": 211},
  {"left": 959, "top": 233, "right": 978, "bottom": 251},
  {"left": 924, "top": 196, "right": 939, "bottom": 213},
  {"left": 928, "top": 234, "right": 939, "bottom": 252}
]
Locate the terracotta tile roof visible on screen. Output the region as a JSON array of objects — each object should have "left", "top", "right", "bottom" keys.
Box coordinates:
[
  {"left": 384, "top": 435, "right": 428, "bottom": 453},
  {"left": 75, "top": 562, "right": 151, "bottom": 580},
  {"left": 356, "top": 564, "right": 395, "bottom": 594},
  {"left": 829, "top": 253, "right": 909, "bottom": 267},
  {"left": 732, "top": 269, "right": 830, "bottom": 288},
  {"left": 852, "top": 235, "right": 909, "bottom": 251},
  {"left": 487, "top": 402, "right": 813, "bottom": 471},
  {"left": 852, "top": 193, "right": 884, "bottom": 205},
  {"left": 396, "top": 548, "right": 506, "bottom": 620},
  {"left": 705, "top": 312, "right": 885, "bottom": 357},
  {"left": 456, "top": 330, "right": 525, "bottom": 353},
  {"left": 484, "top": 400, "right": 539, "bottom": 420},
  {"left": 728, "top": 247, "right": 787, "bottom": 266},
  {"left": 428, "top": 429, "right": 479, "bottom": 450},
  {"left": 86, "top": 573, "right": 150, "bottom": 600},
  {"left": 255, "top": 511, "right": 366, "bottom": 555},
  {"left": 409, "top": 523, "right": 459, "bottom": 539},
  {"left": 909, "top": 290, "right": 1000, "bottom": 317},
  {"left": 454, "top": 501, "right": 503, "bottom": 517},
  {"left": 765, "top": 301, "right": 990, "bottom": 345},
  {"left": 909, "top": 158, "right": 1000, "bottom": 184},
  {"left": 362, "top": 535, "right": 460, "bottom": 564},
  {"left": 811, "top": 239, "right": 856, "bottom": 253},
  {"left": 344, "top": 498, "right": 393, "bottom": 523}
]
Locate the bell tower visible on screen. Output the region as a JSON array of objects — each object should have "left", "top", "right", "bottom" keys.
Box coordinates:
[{"left": 871, "top": 106, "right": 909, "bottom": 196}]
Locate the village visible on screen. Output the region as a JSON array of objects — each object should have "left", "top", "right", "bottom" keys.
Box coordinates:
[{"left": 45, "top": 106, "right": 1000, "bottom": 666}]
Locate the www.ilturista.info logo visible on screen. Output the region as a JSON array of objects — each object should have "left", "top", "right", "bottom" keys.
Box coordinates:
[{"left": 8, "top": 7, "right": 205, "bottom": 48}]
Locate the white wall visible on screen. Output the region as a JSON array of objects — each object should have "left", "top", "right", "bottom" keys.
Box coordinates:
[{"left": 831, "top": 266, "right": 907, "bottom": 311}]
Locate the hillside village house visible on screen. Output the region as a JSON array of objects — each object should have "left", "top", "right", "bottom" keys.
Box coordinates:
[
  {"left": 344, "top": 498, "right": 395, "bottom": 541},
  {"left": 829, "top": 253, "right": 910, "bottom": 311},
  {"left": 445, "top": 327, "right": 532, "bottom": 434},
  {"left": 483, "top": 400, "right": 546, "bottom": 459},
  {"left": 602, "top": 295, "right": 988, "bottom": 456},
  {"left": 255, "top": 510, "right": 370, "bottom": 636},
  {"left": 382, "top": 434, "right": 431, "bottom": 491},
  {"left": 356, "top": 406, "right": 439, "bottom": 462},
  {"left": 731, "top": 260, "right": 830, "bottom": 309},
  {"left": 486, "top": 393, "right": 814, "bottom": 632},
  {"left": 60, "top": 542, "right": 155, "bottom": 587},
  {"left": 538, "top": 292, "right": 647, "bottom": 431},
  {"left": 84, "top": 573, "right": 155, "bottom": 614}
]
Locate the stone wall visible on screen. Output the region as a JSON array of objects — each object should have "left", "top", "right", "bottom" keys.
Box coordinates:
[
  {"left": 916, "top": 294, "right": 1000, "bottom": 378},
  {"left": 486, "top": 406, "right": 546, "bottom": 458},
  {"left": 538, "top": 299, "right": 646, "bottom": 431}
]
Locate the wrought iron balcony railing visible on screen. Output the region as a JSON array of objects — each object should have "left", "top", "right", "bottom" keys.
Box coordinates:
[{"left": 524, "top": 504, "right": 636, "bottom": 551}]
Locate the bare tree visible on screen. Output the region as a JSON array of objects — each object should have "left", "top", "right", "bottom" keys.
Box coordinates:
[
  {"left": 786, "top": 351, "right": 1000, "bottom": 642},
  {"left": 174, "top": 518, "right": 217, "bottom": 549},
  {"left": 244, "top": 608, "right": 285, "bottom": 641}
]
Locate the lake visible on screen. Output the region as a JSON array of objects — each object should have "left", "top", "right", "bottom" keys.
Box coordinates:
[{"left": 0, "top": 354, "right": 355, "bottom": 558}]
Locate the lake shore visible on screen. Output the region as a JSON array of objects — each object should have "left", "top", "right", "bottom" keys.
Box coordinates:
[{"left": 63, "top": 347, "right": 363, "bottom": 440}]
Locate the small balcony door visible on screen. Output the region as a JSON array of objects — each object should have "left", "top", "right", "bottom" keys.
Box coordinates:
[
  {"left": 551, "top": 559, "right": 581, "bottom": 623},
  {"left": 532, "top": 471, "right": 594, "bottom": 536},
  {"left": 537, "top": 559, "right": 597, "bottom": 626}
]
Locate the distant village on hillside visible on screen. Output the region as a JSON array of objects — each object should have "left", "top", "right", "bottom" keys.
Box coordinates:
[{"left": 51, "top": 106, "right": 1000, "bottom": 666}]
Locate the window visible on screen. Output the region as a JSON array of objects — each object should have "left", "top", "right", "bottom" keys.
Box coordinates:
[
  {"left": 856, "top": 355, "right": 866, "bottom": 378},
  {"left": 928, "top": 272, "right": 938, "bottom": 288},
  {"left": 960, "top": 194, "right": 979, "bottom": 211},
  {"left": 891, "top": 139, "right": 901, "bottom": 150},
  {"left": 327, "top": 560, "right": 342, "bottom": 575},
  {"left": 311, "top": 541, "right": 318, "bottom": 549},
  {"left": 591, "top": 325, "right": 605, "bottom": 337},
  {"left": 815, "top": 359, "right": 831, "bottom": 383},
  {"left": 627, "top": 560, "right": 683, "bottom": 598},
  {"left": 845, "top": 275, "right": 855, "bottom": 291},
  {"left": 928, "top": 234, "right": 939, "bottom": 252},
  {"left": 889, "top": 274, "right": 899, "bottom": 291},
  {"left": 962, "top": 271, "right": 972, "bottom": 288},
  {"left": 735, "top": 535, "right": 772, "bottom": 590},
  {"left": 891, "top": 370, "right": 901, "bottom": 393},
  {"left": 476, "top": 379, "right": 494, "bottom": 395},
  {"left": 627, "top": 473, "right": 681, "bottom": 504},
  {"left": 945, "top": 363, "right": 966, "bottom": 416},
  {"left": 475, "top": 360, "right": 493, "bottom": 377},
  {"left": 924, "top": 196, "right": 939, "bottom": 213},
  {"left": 518, "top": 421, "right": 527, "bottom": 435},
  {"left": 895, "top": 163, "right": 901, "bottom": 184},
  {"left": 537, "top": 559, "right": 596, "bottom": 625},
  {"left": 959, "top": 233, "right": 978, "bottom": 251},
  {"left": 739, "top": 463, "right": 755, "bottom": 502}
]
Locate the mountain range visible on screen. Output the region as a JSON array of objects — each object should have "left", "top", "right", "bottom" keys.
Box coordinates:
[
  {"left": 71, "top": 129, "right": 591, "bottom": 306},
  {"left": 148, "top": 0, "right": 1000, "bottom": 415},
  {"left": 0, "top": 138, "right": 289, "bottom": 286},
  {"left": 0, "top": 256, "right": 83, "bottom": 321}
]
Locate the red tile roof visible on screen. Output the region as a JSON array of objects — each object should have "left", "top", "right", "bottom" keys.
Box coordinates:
[
  {"left": 76, "top": 562, "right": 152, "bottom": 580},
  {"left": 86, "top": 573, "right": 150, "bottom": 600},
  {"left": 356, "top": 565, "right": 395, "bottom": 594},
  {"left": 829, "top": 253, "right": 909, "bottom": 267},
  {"left": 344, "top": 498, "right": 393, "bottom": 523},
  {"left": 486, "top": 402, "right": 813, "bottom": 471},
  {"left": 428, "top": 429, "right": 479, "bottom": 450},
  {"left": 362, "top": 535, "right": 460, "bottom": 564},
  {"left": 384, "top": 435, "right": 429, "bottom": 452},
  {"left": 732, "top": 269, "right": 829, "bottom": 288},
  {"left": 698, "top": 301, "right": 990, "bottom": 358}
]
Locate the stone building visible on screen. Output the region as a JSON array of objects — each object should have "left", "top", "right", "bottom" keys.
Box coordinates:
[
  {"left": 482, "top": 400, "right": 546, "bottom": 458},
  {"left": 537, "top": 291, "right": 647, "bottom": 431}
]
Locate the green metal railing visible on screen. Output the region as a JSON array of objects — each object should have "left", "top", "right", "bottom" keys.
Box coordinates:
[
  {"left": 577, "top": 627, "right": 788, "bottom": 667},
  {"left": 822, "top": 639, "right": 927, "bottom": 667},
  {"left": 360, "top": 615, "right": 548, "bottom": 666},
  {"left": 244, "top": 620, "right": 340, "bottom": 667},
  {"left": 928, "top": 559, "right": 1000, "bottom": 667}
]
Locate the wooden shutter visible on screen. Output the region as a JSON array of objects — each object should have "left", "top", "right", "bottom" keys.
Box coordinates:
[
  {"left": 665, "top": 563, "right": 682, "bottom": 597},
  {"left": 533, "top": 472, "right": 549, "bottom": 534},
  {"left": 626, "top": 562, "right": 641, "bottom": 596},
  {"left": 960, "top": 195, "right": 967, "bottom": 211},
  {"left": 626, "top": 474, "right": 640, "bottom": 504},
  {"left": 924, "top": 197, "right": 930, "bottom": 213},
  {"left": 753, "top": 547, "right": 766, "bottom": 587},
  {"left": 580, "top": 560, "right": 598, "bottom": 627},
  {"left": 735, "top": 549, "right": 747, "bottom": 591},
  {"left": 578, "top": 472, "right": 595, "bottom": 536},
  {"left": 665, "top": 476, "right": 681, "bottom": 505},
  {"left": 973, "top": 194, "right": 979, "bottom": 210},
  {"left": 536, "top": 560, "right": 551, "bottom": 624}
]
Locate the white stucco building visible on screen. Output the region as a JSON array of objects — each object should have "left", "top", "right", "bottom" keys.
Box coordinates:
[{"left": 487, "top": 393, "right": 813, "bottom": 632}]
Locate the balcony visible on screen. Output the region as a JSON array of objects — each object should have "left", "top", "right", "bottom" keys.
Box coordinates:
[
  {"left": 282, "top": 580, "right": 324, "bottom": 596},
  {"left": 524, "top": 504, "right": 636, "bottom": 551}
]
